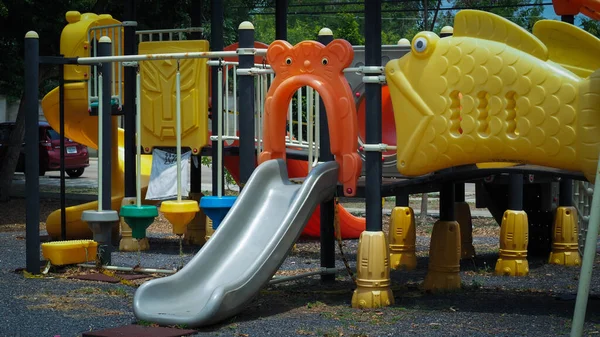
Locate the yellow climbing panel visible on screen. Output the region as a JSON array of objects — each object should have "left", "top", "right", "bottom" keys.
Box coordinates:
[
  {"left": 138, "top": 40, "right": 210, "bottom": 154},
  {"left": 385, "top": 9, "right": 600, "bottom": 183}
]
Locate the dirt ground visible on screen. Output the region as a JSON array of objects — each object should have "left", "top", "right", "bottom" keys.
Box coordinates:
[{"left": 2, "top": 197, "right": 600, "bottom": 336}]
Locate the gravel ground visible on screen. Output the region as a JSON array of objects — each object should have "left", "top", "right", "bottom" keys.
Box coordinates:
[{"left": 1, "top": 198, "right": 600, "bottom": 337}]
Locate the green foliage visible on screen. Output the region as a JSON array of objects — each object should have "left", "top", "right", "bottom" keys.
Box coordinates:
[
  {"left": 200, "top": 156, "right": 237, "bottom": 191},
  {"left": 581, "top": 18, "right": 600, "bottom": 37}
]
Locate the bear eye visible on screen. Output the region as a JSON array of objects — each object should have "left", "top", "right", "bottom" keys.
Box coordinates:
[
  {"left": 321, "top": 57, "right": 328, "bottom": 65},
  {"left": 413, "top": 37, "right": 427, "bottom": 53},
  {"left": 285, "top": 57, "right": 292, "bottom": 65}
]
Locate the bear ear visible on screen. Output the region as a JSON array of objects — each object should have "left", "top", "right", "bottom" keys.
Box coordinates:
[
  {"left": 324, "top": 39, "right": 354, "bottom": 68},
  {"left": 267, "top": 40, "right": 293, "bottom": 70}
]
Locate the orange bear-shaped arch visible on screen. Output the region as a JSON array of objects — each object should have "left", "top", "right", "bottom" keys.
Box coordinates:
[{"left": 258, "top": 39, "right": 362, "bottom": 197}]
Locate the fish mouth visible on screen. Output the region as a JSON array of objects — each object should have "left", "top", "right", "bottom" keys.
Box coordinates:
[
  {"left": 386, "top": 61, "right": 434, "bottom": 118},
  {"left": 385, "top": 58, "right": 437, "bottom": 175}
]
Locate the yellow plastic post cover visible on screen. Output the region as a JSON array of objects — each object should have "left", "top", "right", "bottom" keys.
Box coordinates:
[
  {"left": 160, "top": 200, "right": 200, "bottom": 235},
  {"left": 423, "top": 221, "right": 461, "bottom": 291},
  {"left": 549, "top": 206, "right": 581, "bottom": 266},
  {"left": 455, "top": 202, "right": 476, "bottom": 259},
  {"left": 495, "top": 210, "right": 529, "bottom": 276},
  {"left": 41, "top": 240, "right": 98, "bottom": 266},
  {"left": 119, "top": 197, "right": 150, "bottom": 252},
  {"left": 205, "top": 216, "right": 214, "bottom": 241},
  {"left": 388, "top": 207, "right": 417, "bottom": 270},
  {"left": 351, "top": 231, "right": 394, "bottom": 309},
  {"left": 185, "top": 193, "right": 208, "bottom": 246}
]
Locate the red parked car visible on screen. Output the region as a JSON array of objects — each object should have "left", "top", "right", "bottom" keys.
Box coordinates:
[{"left": 0, "top": 121, "right": 89, "bottom": 177}]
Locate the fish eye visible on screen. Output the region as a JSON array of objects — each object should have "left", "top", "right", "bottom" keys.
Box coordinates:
[
  {"left": 321, "top": 57, "right": 328, "bottom": 65},
  {"left": 285, "top": 57, "right": 292, "bottom": 65},
  {"left": 413, "top": 37, "right": 428, "bottom": 53}
]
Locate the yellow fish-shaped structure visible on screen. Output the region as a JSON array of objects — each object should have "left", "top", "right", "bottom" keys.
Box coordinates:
[{"left": 385, "top": 10, "right": 600, "bottom": 183}]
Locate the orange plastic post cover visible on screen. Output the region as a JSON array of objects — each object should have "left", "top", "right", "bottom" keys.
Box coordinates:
[{"left": 259, "top": 39, "right": 362, "bottom": 197}]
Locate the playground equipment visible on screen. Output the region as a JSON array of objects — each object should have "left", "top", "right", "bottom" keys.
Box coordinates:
[
  {"left": 552, "top": 0, "right": 600, "bottom": 20},
  {"left": 21, "top": 3, "right": 600, "bottom": 335},
  {"left": 41, "top": 11, "right": 373, "bottom": 242},
  {"left": 134, "top": 159, "right": 340, "bottom": 327}
]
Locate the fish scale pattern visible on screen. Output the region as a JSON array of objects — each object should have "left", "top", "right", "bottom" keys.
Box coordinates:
[{"left": 402, "top": 37, "right": 581, "bottom": 176}]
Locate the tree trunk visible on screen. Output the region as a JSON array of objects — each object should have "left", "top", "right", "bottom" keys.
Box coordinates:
[{"left": 0, "top": 95, "right": 27, "bottom": 202}]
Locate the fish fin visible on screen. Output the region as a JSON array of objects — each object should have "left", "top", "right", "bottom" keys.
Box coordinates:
[
  {"left": 533, "top": 20, "right": 600, "bottom": 78},
  {"left": 577, "top": 69, "right": 600, "bottom": 183},
  {"left": 453, "top": 10, "right": 548, "bottom": 61}
]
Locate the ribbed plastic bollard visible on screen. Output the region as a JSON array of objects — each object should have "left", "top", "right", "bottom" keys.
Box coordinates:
[
  {"left": 423, "top": 221, "right": 462, "bottom": 291},
  {"left": 495, "top": 210, "right": 530, "bottom": 276},
  {"left": 388, "top": 207, "right": 417, "bottom": 270},
  {"left": 549, "top": 206, "right": 581, "bottom": 266}
]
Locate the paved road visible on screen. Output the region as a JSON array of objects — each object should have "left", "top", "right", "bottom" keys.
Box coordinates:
[
  {"left": 13, "top": 158, "right": 226, "bottom": 193},
  {"left": 13, "top": 158, "right": 477, "bottom": 197}
]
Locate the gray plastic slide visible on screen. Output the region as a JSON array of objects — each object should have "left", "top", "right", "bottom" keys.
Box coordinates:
[{"left": 133, "top": 159, "right": 340, "bottom": 327}]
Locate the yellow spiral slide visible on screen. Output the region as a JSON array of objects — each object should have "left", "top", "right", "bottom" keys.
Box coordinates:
[{"left": 41, "top": 81, "right": 154, "bottom": 239}]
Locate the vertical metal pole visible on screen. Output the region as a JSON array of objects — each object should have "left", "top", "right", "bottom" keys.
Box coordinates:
[
  {"left": 99, "top": 38, "right": 113, "bottom": 211},
  {"left": 318, "top": 29, "right": 335, "bottom": 283},
  {"left": 275, "top": 0, "right": 288, "bottom": 40},
  {"left": 561, "top": 15, "right": 575, "bottom": 24},
  {"left": 238, "top": 22, "right": 256, "bottom": 189},
  {"left": 560, "top": 178, "right": 573, "bottom": 206},
  {"left": 396, "top": 192, "right": 409, "bottom": 207},
  {"left": 190, "top": 0, "right": 203, "bottom": 195},
  {"left": 211, "top": 0, "right": 224, "bottom": 196},
  {"left": 25, "top": 31, "right": 40, "bottom": 274},
  {"left": 123, "top": 0, "right": 137, "bottom": 199},
  {"left": 455, "top": 182, "right": 465, "bottom": 203},
  {"left": 560, "top": 14, "right": 574, "bottom": 209},
  {"left": 440, "top": 183, "right": 455, "bottom": 221},
  {"left": 508, "top": 174, "right": 524, "bottom": 211},
  {"left": 365, "top": 0, "right": 382, "bottom": 232},
  {"left": 59, "top": 57, "right": 67, "bottom": 240}
]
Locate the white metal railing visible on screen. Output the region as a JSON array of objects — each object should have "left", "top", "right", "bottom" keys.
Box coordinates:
[
  {"left": 136, "top": 27, "right": 203, "bottom": 42},
  {"left": 573, "top": 180, "right": 594, "bottom": 254},
  {"left": 207, "top": 59, "right": 322, "bottom": 175},
  {"left": 87, "top": 23, "right": 124, "bottom": 109}
]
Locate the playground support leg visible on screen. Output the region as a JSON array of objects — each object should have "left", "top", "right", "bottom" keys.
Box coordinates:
[
  {"left": 570, "top": 156, "right": 600, "bottom": 337},
  {"left": 395, "top": 192, "right": 409, "bottom": 207},
  {"left": 352, "top": 0, "right": 393, "bottom": 308},
  {"left": 185, "top": 192, "right": 207, "bottom": 245},
  {"left": 119, "top": 197, "right": 149, "bottom": 251},
  {"left": 59, "top": 59, "right": 67, "bottom": 240},
  {"left": 549, "top": 176, "right": 580, "bottom": 266},
  {"left": 238, "top": 21, "right": 256, "bottom": 189},
  {"left": 210, "top": 0, "right": 224, "bottom": 196},
  {"left": 275, "top": 0, "right": 288, "bottom": 40},
  {"left": 317, "top": 30, "right": 335, "bottom": 283},
  {"left": 123, "top": 0, "right": 137, "bottom": 201},
  {"left": 423, "top": 183, "right": 461, "bottom": 291},
  {"left": 25, "top": 31, "right": 40, "bottom": 274},
  {"left": 495, "top": 174, "right": 529, "bottom": 276},
  {"left": 455, "top": 182, "right": 475, "bottom": 259}
]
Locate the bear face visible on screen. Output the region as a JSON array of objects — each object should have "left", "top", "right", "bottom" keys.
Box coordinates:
[{"left": 266, "top": 39, "right": 354, "bottom": 79}]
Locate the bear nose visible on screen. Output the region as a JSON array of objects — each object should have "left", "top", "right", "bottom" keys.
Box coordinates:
[{"left": 304, "top": 60, "right": 311, "bottom": 67}]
